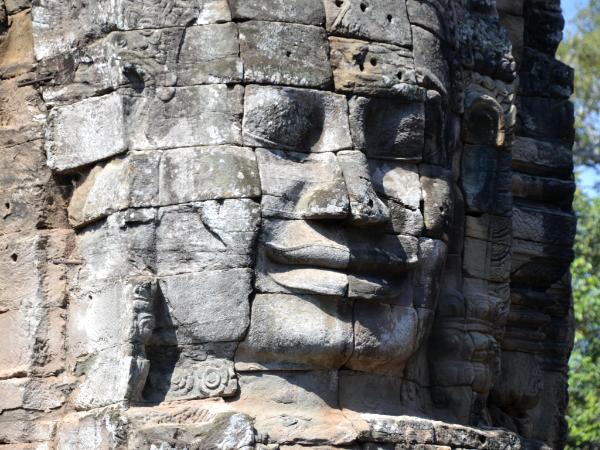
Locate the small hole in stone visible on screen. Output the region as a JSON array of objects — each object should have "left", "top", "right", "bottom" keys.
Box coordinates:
[
  {"left": 88, "top": 295, "right": 93, "bottom": 300},
  {"left": 286, "top": 50, "right": 292, "bottom": 57},
  {"left": 335, "top": 0, "right": 343, "bottom": 6},
  {"left": 387, "top": 14, "right": 393, "bottom": 22},
  {"left": 10, "top": 253, "right": 18, "bottom": 262},
  {"left": 4, "top": 203, "right": 9, "bottom": 209},
  {"left": 370, "top": 58, "right": 377, "bottom": 66},
  {"left": 368, "top": 199, "right": 374, "bottom": 207},
  {"left": 360, "top": 2, "right": 367, "bottom": 11},
  {"left": 397, "top": 70, "right": 403, "bottom": 79},
  {"left": 358, "top": 62, "right": 365, "bottom": 72}
]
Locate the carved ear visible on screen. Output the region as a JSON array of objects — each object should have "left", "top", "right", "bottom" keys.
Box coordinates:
[{"left": 463, "top": 95, "right": 506, "bottom": 147}]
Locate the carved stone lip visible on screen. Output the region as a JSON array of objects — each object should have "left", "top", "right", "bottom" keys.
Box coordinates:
[{"left": 264, "top": 238, "right": 418, "bottom": 275}]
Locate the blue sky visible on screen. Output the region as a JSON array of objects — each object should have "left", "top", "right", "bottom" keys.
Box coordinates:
[
  {"left": 561, "top": 0, "right": 599, "bottom": 197},
  {"left": 562, "top": 0, "right": 581, "bottom": 24}
]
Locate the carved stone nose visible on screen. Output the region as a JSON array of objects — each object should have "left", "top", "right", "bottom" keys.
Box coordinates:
[{"left": 338, "top": 150, "right": 390, "bottom": 226}]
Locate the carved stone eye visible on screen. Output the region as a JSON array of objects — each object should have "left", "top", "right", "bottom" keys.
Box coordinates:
[{"left": 463, "top": 95, "right": 506, "bottom": 147}]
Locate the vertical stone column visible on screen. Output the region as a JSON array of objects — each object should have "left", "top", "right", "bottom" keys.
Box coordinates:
[
  {"left": 491, "top": 0, "right": 576, "bottom": 448},
  {"left": 0, "top": 0, "right": 74, "bottom": 446}
]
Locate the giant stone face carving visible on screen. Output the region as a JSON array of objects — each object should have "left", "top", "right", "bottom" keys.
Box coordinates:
[{"left": 0, "top": 0, "right": 575, "bottom": 448}]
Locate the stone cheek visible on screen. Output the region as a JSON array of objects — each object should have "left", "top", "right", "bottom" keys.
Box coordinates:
[
  {"left": 67, "top": 147, "right": 260, "bottom": 227},
  {"left": 127, "top": 85, "right": 244, "bottom": 150}
]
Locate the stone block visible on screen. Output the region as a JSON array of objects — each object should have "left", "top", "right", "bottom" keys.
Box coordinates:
[
  {"left": 0, "top": 230, "right": 71, "bottom": 312},
  {"left": 499, "top": 13, "right": 525, "bottom": 68},
  {"left": 338, "top": 150, "right": 390, "bottom": 224},
  {"left": 5, "top": 0, "right": 32, "bottom": 14},
  {"left": 330, "top": 37, "right": 419, "bottom": 97},
  {"left": 512, "top": 204, "right": 576, "bottom": 247},
  {"left": 235, "top": 294, "right": 353, "bottom": 370},
  {"left": 235, "top": 371, "right": 359, "bottom": 445},
  {"left": 348, "top": 272, "right": 413, "bottom": 304},
  {"left": 517, "top": 96, "right": 574, "bottom": 145},
  {"left": 346, "top": 302, "right": 419, "bottom": 375},
  {"left": 324, "top": 0, "right": 411, "bottom": 47},
  {"left": 465, "top": 215, "right": 512, "bottom": 248},
  {"left": 0, "top": 138, "right": 48, "bottom": 189},
  {"left": 41, "top": 24, "right": 241, "bottom": 104},
  {"left": 143, "top": 345, "right": 237, "bottom": 402},
  {"left": 463, "top": 237, "right": 511, "bottom": 283},
  {"left": 74, "top": 352, "right": 149, "bottom": 409},
  {"left": 158, "top": 146, "right": 260, "bottom": 205},
  {"left": 66, "top": 279, "right": 157, "bottom": 362},
  {"left": 256, "top": 247, "right": 350, "bottom": 296},
  {"left": 0, "top": 377, "right": 66, "bottom": 413},
  {"left": 230, "top": 0, "right": 325, "bottom": 25},
  {"left": 339, "top": 370, "right": 404, "bottom": 415},
  {"left": 406, "top": 0, "right": 453, "bottom": 42},
  {"left": 511, "top": 136, "right": 573, "bottom": 177},
  {"left": 348, "top": 232, "right": 419, "bottom": 274},
  {"left": 419, "top": 165, "right": 453, "bottom": 240},
  {"left": 56, "top": 403, "right": 256, "bottom": 450},
  {"left": 0, "top": 80, "right": 45, "bottom": 145},
  {"left": 242, "top": 85, "right": 352, "bottom": 153},
  {"left": 349, "top": 96, "right": 425, "bottom": 161},
  {"left": 368, "top": 160, "right": 422, "bottom": 209},
  {"left": 0, "top": 10, "right": 35, "bottom": 78},
  {"left": 115, "top": 0, "right": 231, "bottom": 28},
  {"left": 523, "top": 6, "right": 564, "bottom": 55},
  {"left": 68, "top": 152, "right": 160, "bottom": 227},
  {"left": 76, "top": 210, "right": 157, "bottom": 283},
  {"left": 156, "top": 199, "right": 260, "bottom": 276},
  {"left": 45, "top": 92, "right": 127, "bottom": 172},
  {"left": 55, "top": 407, "right": 127, "bottom": 450},
  {"left": 127, "top": 407, "right": 256, "bottom": 450},
  {"left": 422, "top": 90, "right": 449, "bottom": 166},
  {"left": 262, "top": 219, "right": 350, "bottom": 270},
  {"left": 69, "top": 146, "right": 260, "bottom": 226},
  {"left": 511, "top": 239, "right": 573, "bottom": 289},
  {"left": 411, "top": 25, "right": 450, "bottom": 95},
  {"left": 0, "top": 307, "right": 65, "bottom": 379},
  {"left": 239, "top": 21, "right": 332, "bottom": 88},
  {"left": 413, "top": 237, "right": 447, "bottom": 309},
  {"left": 386, "top": 200, "right": 424, "bottom": 236},
  {"left": 0, "top": 182, "right": 68, "bottom": 235},
  {"left": 128, "top": 84, "right": 244, "bottom": 150},
  {"left": 496, "top": 0, "right": 524, "bottom": 15},
  {"left": 153, "top": 269, "right": 252, "bottom": 345},
  {"left": 461, "top": 145, "right": 512, "bottom": 216},
  {"left": 177, "top": 23, "right": 243, "bottom": 85},
  {"left": 256, "top": 148, "right": 350, "bottom": 219},
  {"left": 32, "top": 0, "right": 231, "bottom": 60},
  {"left": 519, "top": 46, "right": 573, "bottom": 98},
  {"left": 512, "top": 172, "right": 575, "bottom": 208}
]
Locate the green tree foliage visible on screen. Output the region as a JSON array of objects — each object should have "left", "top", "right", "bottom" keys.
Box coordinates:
[
  {"left": 557, "top": 0, "right": 600, "bottom": 167},
  {"left": 557, "top": 2, "right": 600, "bottom": 447},
  {"left": 566, "top": 189, "right": 600, "bottom": 449}
]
